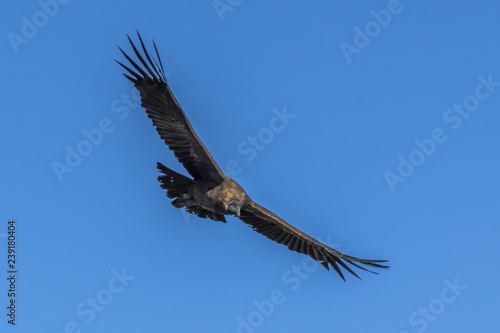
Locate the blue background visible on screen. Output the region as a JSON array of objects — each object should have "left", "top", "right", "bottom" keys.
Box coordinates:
[{"left": 1, "top": 1, "right": 499, "bottom": 332}]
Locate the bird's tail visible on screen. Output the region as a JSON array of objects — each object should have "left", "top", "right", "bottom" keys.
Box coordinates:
[
  {"left": 157, "top": 162, "right": 193, "bottom": 199},
  {"left": 157, "top": 162, "right": 227, "bottom": 223}
]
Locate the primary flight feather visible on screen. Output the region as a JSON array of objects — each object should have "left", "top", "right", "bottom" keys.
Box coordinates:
[{"left": 117, "top": 32, "right": 389, "bottom": 280}]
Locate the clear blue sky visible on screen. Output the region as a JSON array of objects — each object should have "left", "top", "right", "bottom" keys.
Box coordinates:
[{"left": 1, "top": 1, "right": 499, "bottom": 332}]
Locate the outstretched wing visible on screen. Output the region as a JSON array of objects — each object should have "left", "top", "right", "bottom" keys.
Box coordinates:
[
  {"left": 116, "top": 32, "right": 225, "bottom": 184},
  {"left": 239, "top": 201, "right": 389, "bottom": 280}
]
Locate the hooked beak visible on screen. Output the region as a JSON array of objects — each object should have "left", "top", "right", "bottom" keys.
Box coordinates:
[{"left": 228, "top": 200, "right": 241, "bottom": 217}]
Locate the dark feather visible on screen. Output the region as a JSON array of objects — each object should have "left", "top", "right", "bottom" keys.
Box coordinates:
[
  {"left": 117, "top": 32, "right": 225, "bottom": 184},
  {"left": 239, "top": 201, "right": 389, "bottom": 280}
]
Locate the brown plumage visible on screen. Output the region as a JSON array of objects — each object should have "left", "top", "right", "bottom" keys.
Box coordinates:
[{"left": 117, "top": 32, "right": 389, "bottom": 280}]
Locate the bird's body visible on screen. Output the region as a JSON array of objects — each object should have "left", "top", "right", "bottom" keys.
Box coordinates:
[
  {"left": 158, "top": 162, "right": 249, "bottom": 222},
  {"left": 117, "top": 32, "right": 389, "bottom": 280}
]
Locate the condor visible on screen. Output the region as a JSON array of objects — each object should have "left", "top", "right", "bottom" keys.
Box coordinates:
[{"left": 117, "top": 33, "right": 388, "bottom": 280}]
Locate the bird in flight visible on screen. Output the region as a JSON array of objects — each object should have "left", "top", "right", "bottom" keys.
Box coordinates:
[{"left": 117, "top": 32, "right": 388, "bottom": 280}]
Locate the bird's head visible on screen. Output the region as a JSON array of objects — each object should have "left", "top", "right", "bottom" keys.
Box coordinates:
[{"left": 225, "top": 200, "right": 242, "bottom": 217}]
